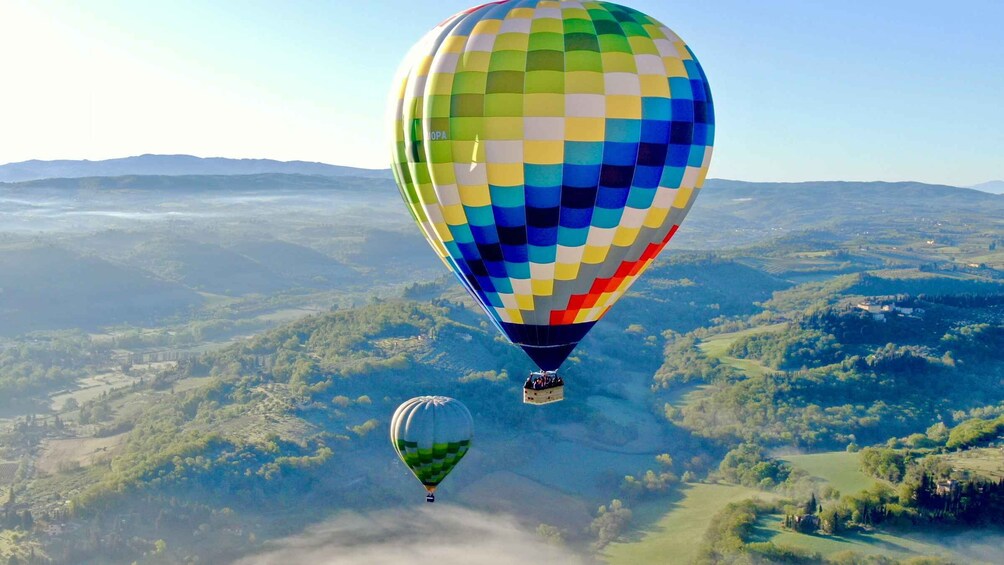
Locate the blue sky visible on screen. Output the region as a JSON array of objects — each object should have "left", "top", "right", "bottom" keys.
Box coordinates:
[{"left": 1, "top": 0, "right": 1001, "bottom": 184}]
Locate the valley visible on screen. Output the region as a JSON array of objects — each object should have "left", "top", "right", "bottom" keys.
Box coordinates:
[{"left": 0, "top": 173, "right": 1001, "bottom": 564}]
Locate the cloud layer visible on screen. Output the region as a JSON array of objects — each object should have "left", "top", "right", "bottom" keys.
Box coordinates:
[{"left": 232, "top": 506, "right": 588, "bottom": 565}]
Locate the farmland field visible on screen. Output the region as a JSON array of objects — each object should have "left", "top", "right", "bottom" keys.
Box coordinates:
[
  {"left": 782, "top": 451, "right": 876, "bottom": 496},
  {"left": 940, "top": 448, "right": 1004, "bottom": 481},
  {"left": 750, "top": 513, "right": 997, "bottom": 565},
  {"left": 698, "top": 324, "right": 786, "bottom": 377},
  {"left": 36, "top": 433, "right": 129, "bottom": 475},
  {"left": 48, "top": 370, "right": 138, "bottom": 411},
  {"left": 603, "top": 483, "right": 776, "bottom": 565}
]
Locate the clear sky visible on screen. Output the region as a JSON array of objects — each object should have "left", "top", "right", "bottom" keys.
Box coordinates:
[{"left": 1, "top": 1, "right": 1001, "bottom": 185}]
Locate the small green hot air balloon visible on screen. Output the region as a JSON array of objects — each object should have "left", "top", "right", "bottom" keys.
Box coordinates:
[{"left": 390, "top": 396, "right": 474, "bottom": 502}]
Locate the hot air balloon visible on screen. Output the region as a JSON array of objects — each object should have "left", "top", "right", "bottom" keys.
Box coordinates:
[
  {"left": 390, "top": 0, "right": 714, "bottom": 402},
  {"left": 390, "top": 396, "right": 474, "bottom": 502}
]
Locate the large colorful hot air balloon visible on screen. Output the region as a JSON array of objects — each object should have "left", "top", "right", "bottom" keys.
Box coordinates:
[
  {"left": 390, "top": 1, "right": 714, "bottom": 377},
  {"left": 390, "top": 396, "right": 474, "bottom": 502}
]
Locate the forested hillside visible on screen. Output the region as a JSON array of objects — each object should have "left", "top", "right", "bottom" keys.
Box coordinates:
[{"left": 0, "top": 177, "right": 1002, "bottom": 564}]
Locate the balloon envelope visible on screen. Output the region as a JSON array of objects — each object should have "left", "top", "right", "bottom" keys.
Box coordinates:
[
  {"left": 390, "top": 396, "right": 474, "bottom": 492},
  {"left": 390, "top": 0, "right": 715, "bottom": 371}
]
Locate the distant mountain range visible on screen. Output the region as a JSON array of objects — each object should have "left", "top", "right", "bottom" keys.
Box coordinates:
[
  {"left": 0, "top": 173, "right": 397, "bottom": 192},
  {"left": 970, "top": 180, "right": 1004, "bottom": 194},
  {"left": 703, "top": 178, "right": 999, "bottom": 200},
  {"left": 0, "top": 154, "right": 392, "bottom": 183}
]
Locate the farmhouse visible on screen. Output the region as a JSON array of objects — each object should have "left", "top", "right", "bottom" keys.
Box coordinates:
[
  {"left": 856, "top": 300, "right": 924, "bottom": 321},
  {"left": 936, "top": 479, "right": 960, "bottom": 496}
]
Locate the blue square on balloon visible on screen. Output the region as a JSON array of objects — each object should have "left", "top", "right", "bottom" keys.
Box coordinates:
[
  {"left": 528, "top": 244, "right": 556, "bottom": 263},
  {"left": 670, "top": 122, "right": 693, "bottom": 145},
  {"left": 527, "top": 225, "right": 558, "bottom": 246},
  {"left": 632, "top": 164, "right": 663, "bottom": 188},
  {"left": 557, "top": 227, "right": 589, "bottom": 247},
  {"left": 661, "top": 166, "right": 685, "bottom": 187},
  {"left": 485, "top": 260, "right": 508, "bottom": 279},
  {"left": 564, "top": 141, "right": 604, "bottom": 165},
  {"left": 526, "top": 186, "right": 561, "bottom": 208},
  {"left": 667, "top": 144, "right": 691, "bottom": 167},
  {"left": 596, "top": 185, "right": 629, "bottom": 209},
  {"left": 465, "top": 205, "right": 495, "bottom": 227},
  {"left": 626, "top": 187, "right": 656, "bottom": 208},
  {"left": 505, "top": 261, "right": 530, "bottom": 279},
  {"left": 693, "top": 123, "right": 708, "bottom": 146},
  {"left": 605, "top": 119, "right": 641, "bottom": 143},
  {"left": 641, "top": 120, "right": 669, "bottom": 144},
  {"left": 559, "top": 206, "right": 593, "bottom": 229},
  {"left": 591, "top": 207, "right": 623, "bottom": 229},
  {"left": 490, "top": 185, "right": 524, "bottom": 208},
  {"left": 698, "top": 102, "right": 714, "bottom": 126},
  {"left": 525, "top": 164, "right": 563, "bottom": 187},
  {"left": 501, "top": 243, "right": 528, "bottom": 263},
  {"left": 458, "top": 241, "right": 481, "bottom": 261},
  {"left": 690, "top": 79, "right": 707, "bottom": 102},
  {"left": 484, "top": 290, "right": 503, "bottom": 308},
  {"left": 563, "top": 164, "right": 601, "bottom": 188},
  {"left": 444, "top": 241, "right": 463, "bottom": 260},
  {"left": 684, "top": 59, "right": 700, "bottom": 77},
  {"left": 561, "top": 186, "right": 597, "bottom": 209},
  {"left": 470, "top": 224, "right": 499, "bottom": 245},
  {"left": 468, "top": 259, "right": 488, "bottom": 278},
  {"left": 669, "top": 78, "right": 693, "bottom": 100},
  {"left": 603, "top": 142, "right": 638, "bottom": 166},
  {"left": 491, "top": 276, "right": 513, "bottom": 294},
  {"left": 497, "top": 225, "right": 527, "bottom": 246},
  {"left": 448, "top": 224, "right": 474, "bottom": 244},
  {"left": 600, "top": 164, "right": 634, "bottom": 189},
  {"left": 494, "top": 205, "right": 525, "bottom": 227},
  {"left": 693, "top": 101, "right": 709, "bottom": 125},
  {"left": 637, "top": 143, "right": 668, "bottom": 168},
  {"left": 671, "top": 99, "right": 694, "bottom": 122},
  {"left": 642, "top": 97, "right": 671, "bottom": 120},
  {"left": 688, "top": 146, "right": 706, "bottom": 167}
]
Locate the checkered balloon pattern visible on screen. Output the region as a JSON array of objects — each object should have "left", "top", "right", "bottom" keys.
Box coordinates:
[{"left": 390, "top": 0, "right": 714, "bottom": 371}]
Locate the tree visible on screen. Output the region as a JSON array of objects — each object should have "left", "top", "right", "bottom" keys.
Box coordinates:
[
  {"left": 536, "top": 524, "right": 565, "bottom": 545},
  {"left": 590, "top": 499, "right": 632, "bottom": 549},
  {"left": 805, "top": 493, "right": 818, "bottom": 515}
]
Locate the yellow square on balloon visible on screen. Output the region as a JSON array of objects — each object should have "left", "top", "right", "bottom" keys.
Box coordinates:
[
  {"left": 555, "top": 262, "right": 580, "bottom": 281},
  {"left": 459, "top": 184, "right": 491, "bottom": 207},
  {"left": 582, "top": 245, "right": 609, "bottom": 265},
  {"left": 531, "top": 279, "right": 553, "bottom": 296},
  {"left": 442, "top": 204, "right": 467, "bottom": 226}
]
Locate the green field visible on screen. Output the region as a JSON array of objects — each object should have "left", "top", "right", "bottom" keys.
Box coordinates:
[
  {"left": 940, "top": 448, "right": 1004, "bottom": 481},
  {"left": 750, "top": 513, "right": 993, "bottom": 564},
  {"left": 698, "top": 324, "right": 786, "bottom": 378},
  {"left": 663, "top": 383, "right": 712, "bottom": 409},
  {"left": 782, "top": 451, "right": 876, "bottom": 496},
  {"left": 603, "top": 483, "right": 775, "bottom": 565}
]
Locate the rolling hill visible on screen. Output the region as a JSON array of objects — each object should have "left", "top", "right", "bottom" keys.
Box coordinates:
[
  {"left": 970, "top": 180, "right": 1004, "bottom": 194},
  {"left": 0, "top": 154, "right": 392, "bottom": 183}
]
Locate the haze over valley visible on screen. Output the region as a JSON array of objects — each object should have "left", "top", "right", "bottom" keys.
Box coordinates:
[{"left": 0, "top": 156, "right": 1001, "bottom": 564}]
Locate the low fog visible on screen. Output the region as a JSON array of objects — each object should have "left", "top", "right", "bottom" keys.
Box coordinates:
[{"left": 232, "top": 506, "right": 589, "bottom": 565}]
